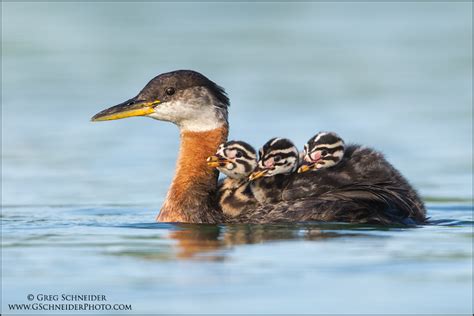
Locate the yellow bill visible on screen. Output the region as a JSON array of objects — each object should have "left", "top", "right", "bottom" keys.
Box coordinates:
[
  {"left": 248, "top": 169, "right": 268, "bottom": 181},
  {"left": 297, "top": 163, "right": 316, "bottom": 173},
  {"left": 91, "top": 99, "right": 160, "bottom": 122},
  {"left": 206, "top": 155, "right": 229, "bottom": 168}
]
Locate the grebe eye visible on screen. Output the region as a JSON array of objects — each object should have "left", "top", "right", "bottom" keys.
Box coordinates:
[
  {"left": 321, "top": 150, "right": 328, "bottom": 157},
  {"left": 274, "top": 155, "right": 282, "bottom": 162},
  {"left": 235, "top": 151, "right": 243, "bottom": 158},
  {"left": 165, "top": 87, "right": 175, "bottom": 95}
]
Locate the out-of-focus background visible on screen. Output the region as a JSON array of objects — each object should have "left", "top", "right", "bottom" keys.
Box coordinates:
[{"left": 2, "top": 2, "right": 472, "bottom": 314}]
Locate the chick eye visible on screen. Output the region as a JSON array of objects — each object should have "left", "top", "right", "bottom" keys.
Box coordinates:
[
  {"left": 235, "top": 151, "right": 243, "bottom": 158},
  {"left": 165, "top": 87, "right": 175, "bottom": 96},
  {"left": 274, "top": 155, "right": 282, "bottom": 162},
  {"left": 321, "top": 150, "right": 328, "bottom": 157}
]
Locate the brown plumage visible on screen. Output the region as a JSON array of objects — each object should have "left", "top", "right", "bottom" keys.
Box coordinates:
[{"left": 158, "top": 126, "right": 228, "bottom": 223}]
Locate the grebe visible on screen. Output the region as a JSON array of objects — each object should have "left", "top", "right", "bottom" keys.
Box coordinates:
[
  {"left": 207, "top": 141, "right": 258, "bottom": 217},
  {"left": 208, "top": 138, "right": 301, "bottom": 216},
  {"left": 288, "top": 133, "right": 427, "bottom": 224},
  {"left": 91, "top": 70, "right": 426, "bottom": 225},
  {"left": 298, "top": 132, "right": 345, "bottom": 173},
  {"left": 248, "top": 138, "right": 299, "bottom": 204}
]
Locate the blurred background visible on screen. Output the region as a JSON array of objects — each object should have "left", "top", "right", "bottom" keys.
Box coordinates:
[
  {"left": 2, "top": 2, "right": 472, "bottom": 314},
  {"left": 2, "top": 2, "right": 472, "bottom": 205}
]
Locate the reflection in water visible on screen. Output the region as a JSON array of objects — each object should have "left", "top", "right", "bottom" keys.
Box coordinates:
[
  {"left": 169, "top": 225, "right": 223, "bottom": 260},
  {"left": 167, "top": 223, "right": 380, "bottom": 261},
  {"left": 105, "top": 213, "right": 472, "bottom": 263}
]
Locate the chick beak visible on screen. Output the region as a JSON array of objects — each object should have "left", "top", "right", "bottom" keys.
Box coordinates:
[
  {"left": 206, "top": 155, "right": 229, "bottom": 168},
  {"left": 297, "top": 162, "right": 316, "bottom": 173},
  {"left": 91, "top": 97, "right": 161, "bottom": 122},
  {"left": 248, "top": 169, "right": 269, "bottom": 181}
]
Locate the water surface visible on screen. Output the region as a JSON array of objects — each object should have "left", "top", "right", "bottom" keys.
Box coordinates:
[{"left": 2, "top": 205, "right": 473, "bottom": 313}]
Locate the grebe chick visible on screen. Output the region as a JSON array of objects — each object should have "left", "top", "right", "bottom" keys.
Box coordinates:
[
  {"left": 207, "top": 141, "right": 257, "bottom": 179},
  {"left": 207, "top": 141, "right": 258, "bottom": 217},
  {"left": 248, "top": 137, "right": 299, "bottom": 203},
  {"left": 298, "top": 132, "right": 345, "bottom": 173}
]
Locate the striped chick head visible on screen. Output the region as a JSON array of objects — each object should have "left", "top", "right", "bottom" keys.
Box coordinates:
[
  {"left": 207, "top": 141, "right": 257, "bottom": 179},
  {"left": 298, "top": 132, "right": 345, "bottom": 173},
  {"left": 249, "top": 138, "right": 299, "bottom": 180}
]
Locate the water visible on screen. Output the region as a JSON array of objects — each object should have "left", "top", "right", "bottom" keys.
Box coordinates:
[{"left": 2, "top": 2, "right": 473, "bottom": 314}]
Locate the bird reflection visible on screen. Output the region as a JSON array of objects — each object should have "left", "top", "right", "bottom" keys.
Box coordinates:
[
  {"left": 169, "top": 225, "right": 223, "bottom": 260},
  {"left": 169, "top": 223, "right": 372, "bottom": 260}
]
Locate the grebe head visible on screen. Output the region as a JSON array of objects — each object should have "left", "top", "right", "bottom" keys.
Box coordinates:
[
  {"left": 206, "top": 141, "right": 257, "bottom": 179},
  {"left": 91, "top": 70, "right": 229, "bottom": 132},
  {"left": 298, "top": 132, "right": 345, "bottom": 173},
  {"left": 249, "top": 138, "right": 299, "bottom": 181}
]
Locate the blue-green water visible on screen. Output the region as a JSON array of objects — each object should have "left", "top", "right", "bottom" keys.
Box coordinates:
[{"left": 2, "top": 2, "right": 473, "bottom": 314}]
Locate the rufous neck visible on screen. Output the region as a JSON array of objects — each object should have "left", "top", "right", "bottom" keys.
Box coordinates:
[{"left": 157, "top": 125, "right": 228, "bottom": 223}]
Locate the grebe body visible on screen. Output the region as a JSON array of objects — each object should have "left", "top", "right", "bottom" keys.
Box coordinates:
[{"left": 91, "top": 70, "right": 426, "bottom": 225}]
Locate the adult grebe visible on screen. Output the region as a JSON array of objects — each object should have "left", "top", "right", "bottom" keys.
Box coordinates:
[{"left": 91, "top": 70, "right": 426, "bottom": 225}]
